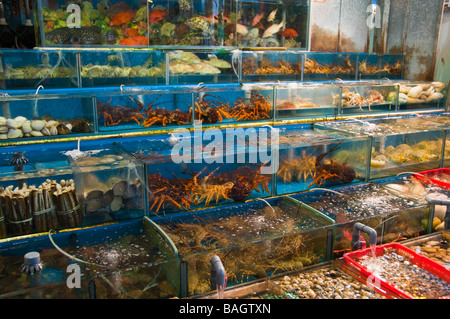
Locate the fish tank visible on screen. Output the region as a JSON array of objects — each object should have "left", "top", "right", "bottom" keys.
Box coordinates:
[
  {"left": 34, "top": 0, "right": 149, "bottom": 47},
  {"left": 147, "top": 196, "right": 333, "bottom": 297},
  {"left": 119, "top": 126, "right": 276, "bottom": 215},
  {"left": 276, "top": 124, "right": 369, "bottom": 196},
  {"left": 356, "top": 54, "right": 404, "bottom": 80},
  {"left": 392, "top": 81, "right": 448, "bottom": 112},
  {"left": 79, "top": 49, "right": 165, "bottom": 87},
  {"left": 0, "top": 218, "right": 179, "bottom": 299},
  {"left": 241, "top": 50, "right": 303, "bottom": 83},
  {"left": 66, "top": 141, "right": 146, "bottom": 224},
  {"left": 275, "top": 82, "right": 339, "bottom": 120},
  {"left": 147, "top": 0, "right": 231, "bottom": 47},
  {"left": 0, "top": 49, "right": 78, "bottom": 90},
  {"left": 0, "top": 91, "right": 94, "bottom": 144},
  {"left": 315, "top": 117, "right": 446, "bottom": 180},
  {"left": 336, "top": 82, "right": 397, "bottom": 115},
  {"left": 0, "top": 145, "right": 75, "bottom": 238},
  {"left": 95, "top": 85, "right": 193, "bottom": 132},
  {"left": 168, "top": 50, "right": 238, "bottom": 85},
  {"left": 303, "top": 53, "right": 357, "bottom": 82},
  {"left": 291, "top": 179, "right": 430, "bottom": 258},
  {"left": 234, "top": 0, "right": 309, "bottom": 49}
]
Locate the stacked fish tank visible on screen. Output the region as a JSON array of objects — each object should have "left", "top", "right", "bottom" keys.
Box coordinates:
[
  {"left": 34, "top": 0, "right": 149, "bottom": 47},
  {"left": 119, "top": 125, "right": 276, "bottom": 215},
  {"left": 303, "top": 53, "right": 358, "bottom": 82},
  {"left": 315, "top": 116, "right": 446, "bottom": 180},
  {"left": 241, "top": 50, "right": 303, "bottom": 83},
  {"left": 275, "top": 82, "right": 340, "bottom": 120},
  {"left": 147, "top": 195, "right": 333, "bottom": 297},
  {"left": 0, "top": 218, "right": 179, "bottom": 299},
  {"left": 0, "top": 91, "right": 94, "bottom": 143},
  {"left": 79, "top": 49, "right": 166, "bottom": 87},
  {"left": 0, "top": 140, "right": 146, "bottom": 239},
  {"left": 393, "top": 81, "right": 448, "bottom": 112},
  {"left": 167, "top": 50, "right": 238, "bottom": 85},
  {"left": 0, "top": 49, "right": 79, "bottom": 90},
  {"left": 234, "top": 0, "right": 309, "bottom": 49},
  {"left": 356, "top": 54, "right": 404, "bottom": 80},
  {"left": 291, "top": 179, "right": 431, "bottom": 259},
  {"left": 275, "top": 124, "right": 370, "bottom": 196}
]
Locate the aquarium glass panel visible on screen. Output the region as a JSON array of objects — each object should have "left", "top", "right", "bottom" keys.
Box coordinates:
[
  {"left": 235, "top": 0, "right": 309, "bottom": 49},
  {"left": 168, "top": 50, "right": 238, "bottom": 85},
  {"left": 241, "top": 51, "right": 303, "bottom": 83},
  {"left": 80, "top": 49, "right": 165, "bottom": 87},
  {"left": 0, "top": 49, "right": 78, "bottom": 90},
  {"left": 303, "top": 53, "right": 357, "bottom": 82},
  {"left": 0, "top": 93, "right": 94, "bottom": 144},
  {"left": 356, "top": 54, "right": 404, "bottom": 80},
  {"left": 35, "top": 0, "right": 149, "bottom": 47},
  {"left": 275, "top": 83, "right": 340, "bottom": 120}
]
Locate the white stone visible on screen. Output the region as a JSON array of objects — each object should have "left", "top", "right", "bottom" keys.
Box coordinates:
[{"left": 31, "top": 120, "right": 45, "bottom": 131}]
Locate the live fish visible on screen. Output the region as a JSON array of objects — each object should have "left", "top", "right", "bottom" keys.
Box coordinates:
[
  {"left": 46, "top": 26, "right": 105, "bottom": 45},
  {"left": 262, "top": 19, "right": 286, "bottom": 38},
  {"left": 251, "top": 11, "right": 264, "bottom": 26},
  {"left": 267, "top": 8, "right": 277, "bottom": 22},
  {"left": 236, "top": 23, "right": 249, "bottom": 35}
]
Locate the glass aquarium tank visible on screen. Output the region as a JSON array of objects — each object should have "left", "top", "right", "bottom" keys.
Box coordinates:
[
  {"left": 336, "top": 82, "right": 397, "bottom": 115},
  {"left": 0, "top": 91, "right": 94, "bottom": 144},
  {"left": 241, "top": 50, "right": 303, "bottom": 83},
  {"left": 234, "top": 0, "right": 309, "bottom": 49},
  {"left": 315, "top": 117, "right": 446, "bottom": 180},
  {"left": 0, "top": 218, "right": 179, "bottom": 299},
  {"left": 148, "top": 196, "right": 333, "bottom": 297},
  {"left": 95, "top": 85, "right": 193, "bottom": 132},
  {"left": 291, "top": 179, "right": 430, "bottom": 258},
  {"left": 392, "top": 81, "right": 448, "bottom": 112},
  {"left": 119, "top": 126, "right": 277, "bottom": 215},
  {"left": 168, "top": 50, "right": 238, "bottom": 85},
  {"left": 0, "top": 145, "right": 75, "bottom": 238},
  {"left": 275, "top": 82, "right": 339, "bottom": 120},
  {"left": 356, "top": 54, "right": 404, "bottom": 80},
  {"left": 35, "top": 0, "right": 149, "bottom": 47},
  {"left": 147, "top": 0, "right": 231, "bottom": 47},
  {"left": 0, "top": 49, "right": 78, "bottom": 90},
  {"left": 303, "top": 53, "right": 357, "bottom": 82},
  {"left": 79, "top": 49, "right": 165, "bottom": 87},
  {"left": 67, "top": 141, "right": 146, "bottom": 224},
  {"left": 276, "top": 124, "right": 369, "bottom": 196}
]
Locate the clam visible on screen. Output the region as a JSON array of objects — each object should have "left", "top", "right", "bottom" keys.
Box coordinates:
[
  {"left": 0, "top": 126, "right": 8, "bottom": 134},
  {"left": 431, "top": 81, "right": 445, "bottom": 92},
  {"left": 7, "top": 128, "right": 23, "bottom": 139},
  {"left": 0, "top": 117, "right": 5, "bottom": 126},
  {"left": 426, "top": 92, "right": 444, "bottom": 102},
  {"left": 31, "top": 120, "right": 45, "bottom": 131},
  {"left": 22, "top": 121, "right": 32, "bottom": 134},
  {"left": 6, "top": 119, "right": 19, "bottom": 129},
  {"left": 407, "top": 85, "right": 423, "bottom": 99}
]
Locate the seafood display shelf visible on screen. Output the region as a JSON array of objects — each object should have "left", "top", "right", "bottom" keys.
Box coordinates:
[
  {"left": 315, "top": 115, "right": 448, "bottom": 181},
  {"left": 1, "top": 48, "right": 409, "bottom": 89}
]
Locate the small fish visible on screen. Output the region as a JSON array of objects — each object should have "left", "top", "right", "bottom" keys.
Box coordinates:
[
  {"left": 279, "top": 28, "right": 298, "bottom": 38},
  {"left": 267, "top": 8, "right": 277, "bottom": 22},
  {"left": 236, "top": 23, "right": 249, "bottom": 35},
  {"left": 262, "top": 19, "right": 286, "bottom": 38},
  {"left": 251, "top": 11, "right": 264, "bottom": 26}
]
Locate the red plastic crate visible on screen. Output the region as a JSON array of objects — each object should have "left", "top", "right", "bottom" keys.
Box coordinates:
[
  {"left": 414, "top": 168, "right": 450, "bottom": 190},
  {"left": 344, "top": 243, "right": 450, "bottom": 299}
]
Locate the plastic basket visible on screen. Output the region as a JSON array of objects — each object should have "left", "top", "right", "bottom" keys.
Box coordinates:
[
  {"left": 343, "top": 243, "right": 450, "bottom": 299},
  {"left": 414, "top": 168, "right": 450, "bottom": 190}
]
